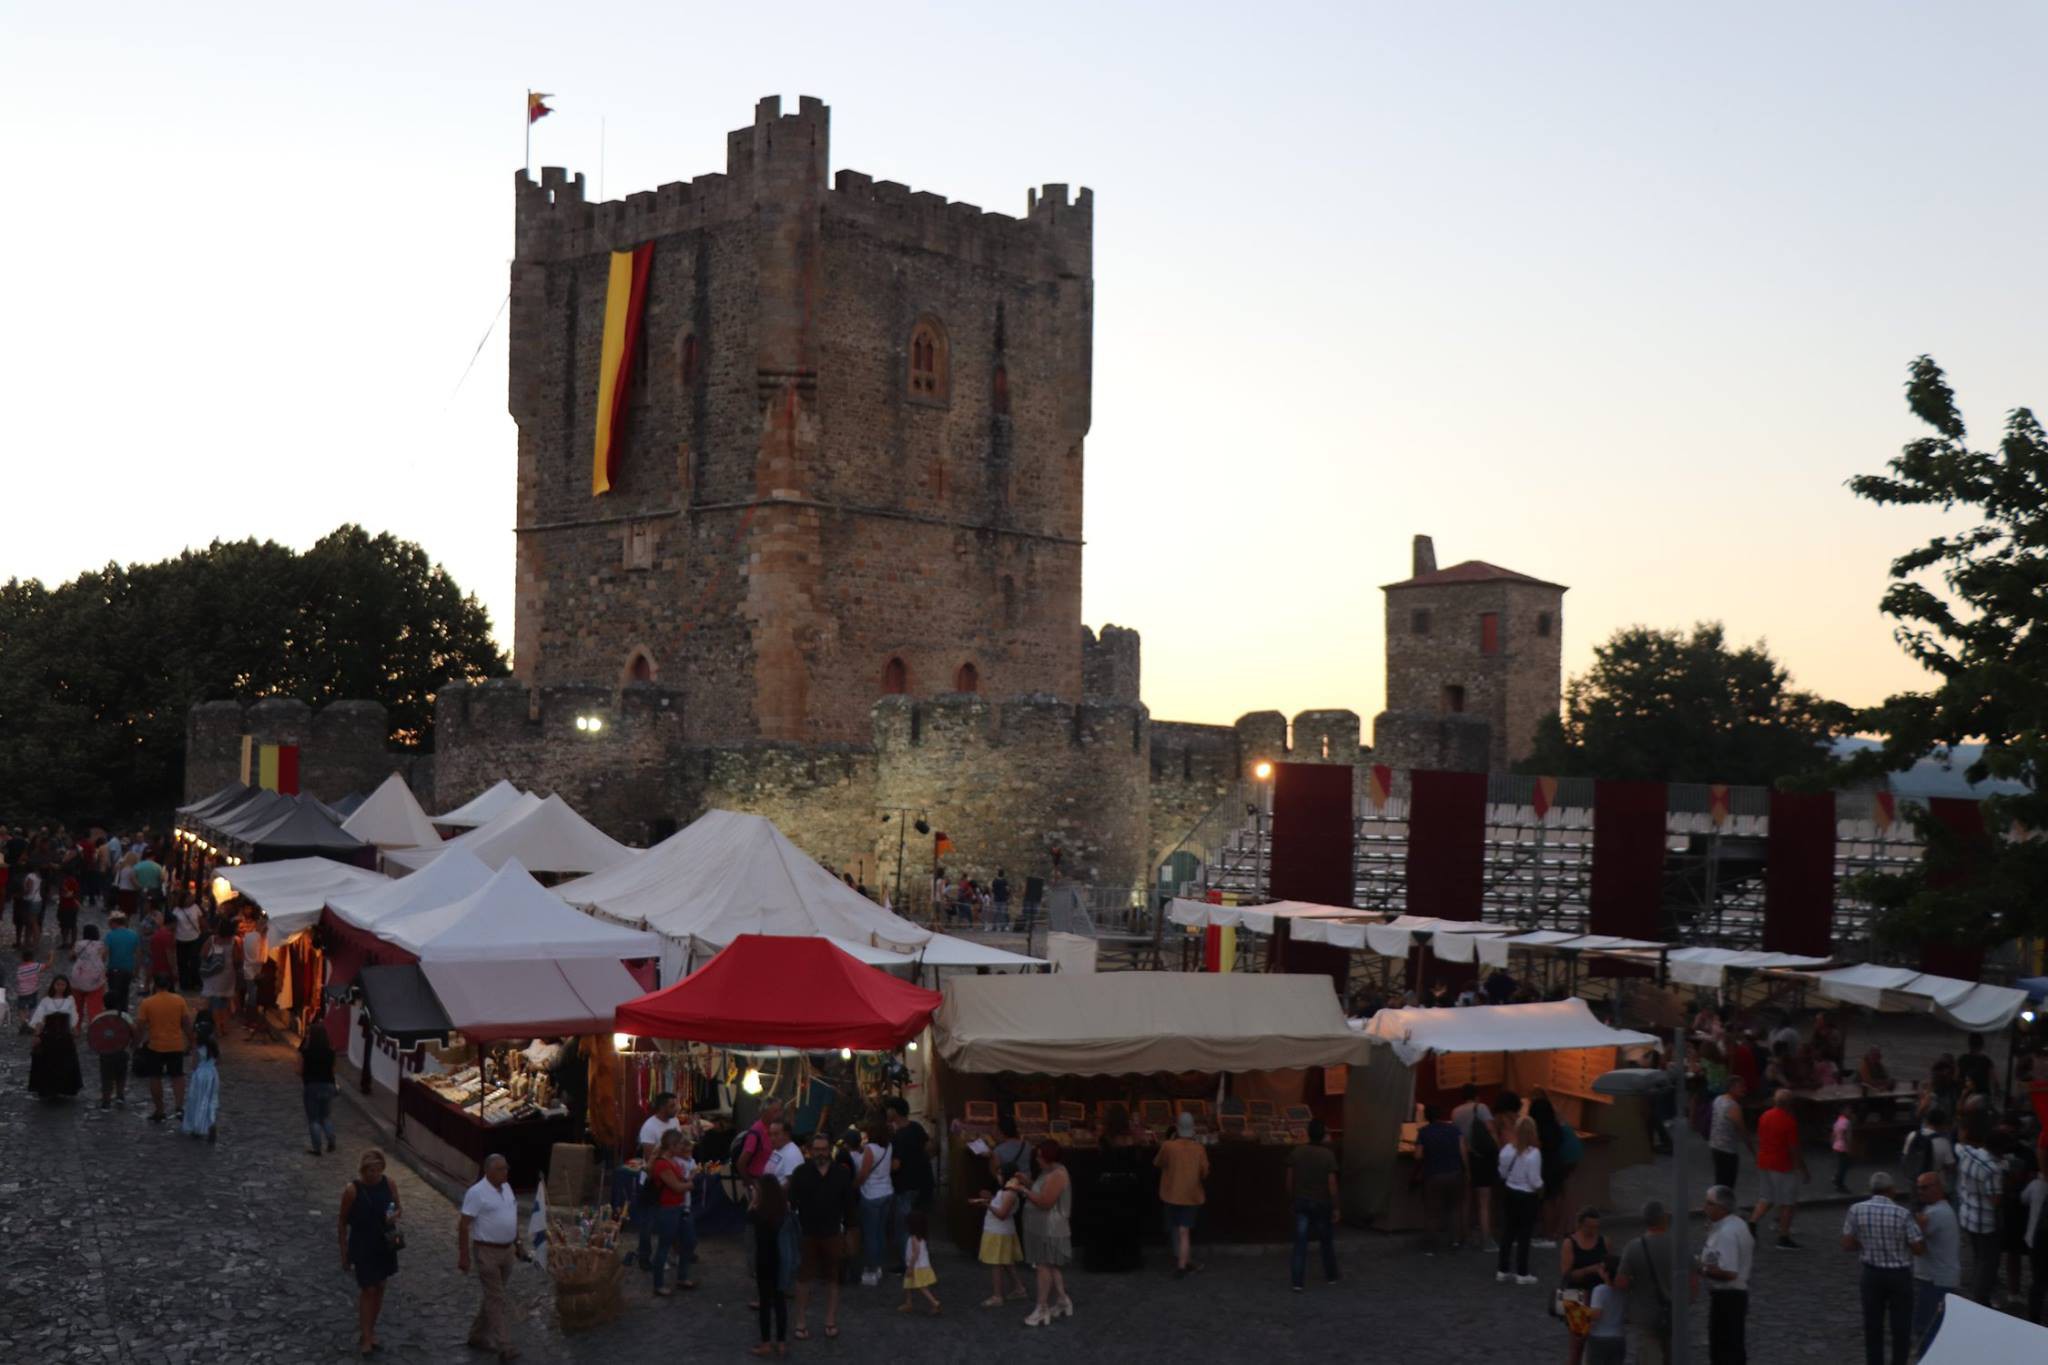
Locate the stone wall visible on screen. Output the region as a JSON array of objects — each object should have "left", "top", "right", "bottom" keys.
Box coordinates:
[
  {"left": 872, "top": 694, "right": 1149, "bottom": 900},
  {"left": 1081, "top": 623, "right": 1141, "bottom": 702},
  {"left": 433, "top": 679, "right": 684, "bottom": 844},
  {"left": 667, "top": 741, "right": 880, "bottom": 883},
  {"left": 182, "top": 698, "right": 422, "bottom": 806},
  {"left": 509, "top": 95, "right": 1093, "bottom": 746},
  {"left": 1382, "top": 578, "right": 1563, "bottom": 772}
]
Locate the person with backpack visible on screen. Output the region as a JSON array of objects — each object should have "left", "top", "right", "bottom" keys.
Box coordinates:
[
  {"left": 1903, "top": 1110, "right": 1956, "bottom": 1193},
  {"left": 1612, "top": 1200, "right": 1676, "bottom": 1365},
  {"left": 1454, "top": 1084, "right": 1497, "bottom": 1249}
]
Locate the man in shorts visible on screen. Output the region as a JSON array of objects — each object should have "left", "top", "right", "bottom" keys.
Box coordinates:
[
  {"left": 1751, "top": 1088, "right": 1808, "bottom": 1250},
  {"left": 789, "top": 1132, "right": 853, "bottom": 1339},
  {"left": 133, "top": 975, "right": 193, "bottom": 1122}
]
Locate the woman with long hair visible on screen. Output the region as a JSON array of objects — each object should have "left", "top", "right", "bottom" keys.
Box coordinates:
[
  {"left": 301, "top": 1021, "right": 339, "bottom": 1155},
  {"left": 69, "top": 925, "right": 108, "bottom": 1020},
  {"left": 1013, "top": 1140, "right": 1073, "bottom": 1327},
  {"left": 1496, "top": 1115, "right": 1544, "bottom": 1285},
  {"left": 181, "top": 1009, "right": 222, "bottom": 1141},
  {"left": 338, "top": 1149, "right": 402, "bottom": 1357},
  {"left": 1557, "top": 1206, "right": 1608, "bottom": 1365},
  {"left": 27, "top": 974, "right": 82, "bottom": 1100}
]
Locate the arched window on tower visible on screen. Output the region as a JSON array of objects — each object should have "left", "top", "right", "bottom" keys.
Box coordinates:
[
  {"left": 993, "top": 364, "right": 1010, "bottom": 415},
  {"left": 954, "top": 662, "right": 980, "bottom": 694},
  {"left": 908, "top": 317, "right": 949, "bottom": 405},
  {"left": 621, "top": 647, "right": 657, "bottom": 687},
  {"left": 881, "top": 657, "right": 910, "bottom": 695}
]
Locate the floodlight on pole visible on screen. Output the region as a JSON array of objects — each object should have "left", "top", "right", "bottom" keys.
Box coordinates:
[{"left": 1253, "top": 761, "right": 1274, "bottom": 781}]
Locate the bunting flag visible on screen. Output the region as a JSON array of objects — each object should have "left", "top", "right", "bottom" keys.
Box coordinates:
[
  {"left": 527, "top": 91, "right": 554, "bottom": 124},
  {"left": 257, "top": 744, "right": 300, "bottom": 795},
  {"left": 238, "top": 734, "right": 254, "bottom": 786},
  {"left": 1873, "top": 790, "right": 1897, "bottom": 835},
  {"left": 1708, "top": 783, "right": 1731, "bottom": 828},
  {"left": 933, "top": 832, "right": 954, "bottom": 857},
  {"left": 1367, "top": 764, "right": 1393, "bottom": 808},
  {"left": 1531, "top": 775, "right": 1558, "bottom": 819},
  {"left": 590, "top": 242, "right": 654, "bottom": 496},
  {"left": 1203, "top": 924, "right": 1236, "bottom": 973}
]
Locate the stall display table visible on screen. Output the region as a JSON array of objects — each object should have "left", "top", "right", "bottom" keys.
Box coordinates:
[{"left": 400, "top": 1077, "right": 574, "bottom": 1189}]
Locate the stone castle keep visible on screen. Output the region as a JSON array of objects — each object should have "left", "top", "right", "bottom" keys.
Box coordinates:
[{"left": 186, "top": 97, "right": 1566, "bottom": 902}]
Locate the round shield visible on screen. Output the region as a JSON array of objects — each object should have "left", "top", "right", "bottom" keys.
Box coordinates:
[{"left": 86, "top": 1011, "right": 134, "bottom": 1055}]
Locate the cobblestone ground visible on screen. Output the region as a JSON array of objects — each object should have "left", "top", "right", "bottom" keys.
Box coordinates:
[{"left": 3, "top": 1022, "right": 1912, "bottom": 1365}]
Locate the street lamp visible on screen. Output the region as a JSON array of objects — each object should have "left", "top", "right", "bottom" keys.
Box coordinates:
[
  {"left": 1593, "top": 1065, "right": 1688, "bottom": 1365},
  {"left": 1253, "top": 760, "right": 1274, "bottom": 781},
  {"left": 1251, "top": 762, "right": 1274, "bottom": 894}
]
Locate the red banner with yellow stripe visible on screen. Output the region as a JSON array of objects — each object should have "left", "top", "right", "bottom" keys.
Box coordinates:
[{"left": 591, "top": 242, "right": 653, "bottom": 496}]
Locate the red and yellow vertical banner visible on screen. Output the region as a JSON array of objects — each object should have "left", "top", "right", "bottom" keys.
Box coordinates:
[
  {"left": 1532, "top": 775, "right": 1558, "bottom": 819},
  {"left": 1708, "top": 784, "right": 1731, "bottom": 828},
  {"left": 1367, "top": 764, "right": 1393, "bottom": 808},
  {"left": 258, "top": 744, "right": 300, "bottom": 795},
  {"left": 1873, "top": 791, "right": 1897, "bottom": 835},
  {"left": 1203, "top": 924, "right": 1236, "bottom": 973},
  {"left": 591, "top": 242, "right": 654, "bottom": 496},
  {"left": 238, "top": 734, "right": 254, "bottom": 786}
]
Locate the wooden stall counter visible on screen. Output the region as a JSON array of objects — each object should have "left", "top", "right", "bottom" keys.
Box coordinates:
[{"left": 400, "top": 1076, "right": 574, "bottom": 1190}]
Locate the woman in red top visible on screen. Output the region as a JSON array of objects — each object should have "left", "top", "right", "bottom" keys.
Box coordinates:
[{"left": 649, "top": 1129, "right": 697, "bottom": 1295}]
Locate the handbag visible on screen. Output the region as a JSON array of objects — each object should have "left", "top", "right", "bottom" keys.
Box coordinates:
[{"left": 1551, "top": 1285, "right": 1588, "bottom": 1320}]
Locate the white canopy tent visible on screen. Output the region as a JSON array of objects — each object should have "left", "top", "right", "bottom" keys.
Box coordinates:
[
  {"left": 1920, "top": 1293, "right": 2048, "bottom": 1364},
  {"left": 821, "top": 933, "right": 1046, "bottom": 971},
  {"left": 1166, "top": 899, "right": 1663, "bottom": 969},
  {"left": 379, "top": 859, "right": 661, "bottom": 961},
  {"left": 1806, "top": 964, "right": 2030, "bottom": 1032},
  {"left": 327, "top": 848, "right": 497, "bottom": 932},
  {"left": 431, "top": 779, "right": 532, "bottom": 829},
  {"left": 384, "top": 792, "right": 633, "bottom": 878},
  {"left": 340, "top": 773, "right": 444, "bottom": 851},
  {"left": 1358, "top": 998, "right": 1659, "bottom": 1067},
  {"left": 214, "top": 857, "right": 388, "bottom": 939},
  {"left": 556, "top": 809, "right": 931, "bottom": 979}
]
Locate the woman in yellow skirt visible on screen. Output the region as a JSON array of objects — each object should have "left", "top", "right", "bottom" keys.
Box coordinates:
[
  {"left": 900, "top": 1211, "right": 941, "bottom": 1314},
  {"left": 974, "top": 1163, "right": 1028, "bottom": 1307}
]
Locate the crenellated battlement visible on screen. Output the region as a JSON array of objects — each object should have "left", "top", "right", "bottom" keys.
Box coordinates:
[
  {"left": 433, "top": 678, "right": 684, "bottom": 737},
  {"left": 872, "top": 693, "right": 1145, "bottom": 753},
  {"left": 515, "top": 93, "right": 1089, "bottom": 273}
]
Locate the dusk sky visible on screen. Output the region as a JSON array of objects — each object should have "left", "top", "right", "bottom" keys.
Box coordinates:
[{"left": 7, "top": 2, "right": 2046, "bottom": 731}]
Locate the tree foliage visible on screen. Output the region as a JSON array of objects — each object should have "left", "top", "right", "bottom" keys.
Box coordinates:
[
  {"left": 1837, "top": 355, "right": 2048, "bottom": 949},
  {"left": 0, "top": 525, "right": 507, "bottom": 823},
  {"left": 1521, "top": 622, "right": 1845, "bottom": 786}
]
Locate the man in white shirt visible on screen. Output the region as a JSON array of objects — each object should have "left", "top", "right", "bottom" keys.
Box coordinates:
[
  {"left": 631, "top": 1093, "right": 684, "bottom": 1271},
  {"left": 1698, "top": 1184, "right": 1754, "bottom": 1364},
  {"left": 762, "top": 1119, "right": 803, "bottom": 1182},
  {"left": 457, "top": 1154, "right": 526, "bottom": 1360}
]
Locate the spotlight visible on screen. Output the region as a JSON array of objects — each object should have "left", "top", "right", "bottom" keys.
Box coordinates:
[
  {"left": 2024, "top": 1010, "right": 2038, "bottom": 1024},
  {"left": 840, "top": 1048, "right": 853, "bottom": 1061},
  {"left": 613, "top": 1033, "right": 634, "bottom": 1050},
  {"left": 741, "top": 1068, "right": 764, "bottom": 1095},
  {"left": 905, "top": 1040, "right": 918, "bottom": 1053},
  {"left": 574, "top": 716, "right": 589, "bottom": 732},
  {"left": 1254, "top": 760, "right": 1274, "bottom": 781}
]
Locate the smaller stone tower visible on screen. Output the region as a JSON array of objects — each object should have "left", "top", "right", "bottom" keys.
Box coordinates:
[{"left": 1373, "top": 535, "right": 1565, "bottom": 773}]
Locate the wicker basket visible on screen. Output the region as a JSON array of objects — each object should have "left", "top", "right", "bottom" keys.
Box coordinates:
[{"left": 547, "top": 1210, "right": 625, "bottom": 1331}]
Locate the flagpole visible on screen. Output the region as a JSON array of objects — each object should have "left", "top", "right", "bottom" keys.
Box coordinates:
[{"left": 525, "top": 90, "right": 532, "bottom": 179}]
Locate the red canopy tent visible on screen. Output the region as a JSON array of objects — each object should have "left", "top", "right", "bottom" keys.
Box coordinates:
[{"left": 615, "top": 934, "right": 944, "bottom": 1051}]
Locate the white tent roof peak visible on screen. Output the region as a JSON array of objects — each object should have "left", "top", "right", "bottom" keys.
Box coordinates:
[
  {"left": 384, "top": 792, "right": 631, "bottom": 878},
  {"left": 381, "top": 858, "right": 661, "bottom": 961},
  {"left": 1360, "top": 998, "right": 1658, "bottom": 1067},
  {"left": 556, "top": 809, "right": 931, "bottom": 951},
  {"left": 432, "top": 779, "right": 532, "bottom": 829},
  {"left": 327, "top": 848, "right": 497, "bottom": 929},
  {"left": 340, "top": 773, "right": 443, "bottom": 850}
]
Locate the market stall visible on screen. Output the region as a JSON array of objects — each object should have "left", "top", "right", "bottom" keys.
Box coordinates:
[
  {"left": 1353, "top": 999, "right": 1658, "bottom": 1231},
  {"left": 340, "top": 772, "right": 444, "bottom": 853},
  {"left": 432, "top": 779, "right": 533, "bottom": 830},
  {"left": 383, "top": 792, "right": 632, "bottom": 879},
  {"left": 560, "top": 809, "right": 932, "bottom": 980},
  {"left": 930, "top": 971, "right": 1376, "bottom": 1253}
]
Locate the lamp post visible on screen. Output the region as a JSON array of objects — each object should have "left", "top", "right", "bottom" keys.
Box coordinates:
[
  {"left": 1252, "top": 761, "right": 1274, "bottom": 899},
  {"left": 1593, "top": 1062, "right": 1688, "bottom": 1365}
]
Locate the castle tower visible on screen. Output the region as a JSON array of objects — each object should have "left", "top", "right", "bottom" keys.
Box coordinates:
[
  {"left": 508, "top": 96, "right": 1093, "bottom": 744},
  {"left": 1373, "top": 535, "right": 1565, "bottom": 773}
]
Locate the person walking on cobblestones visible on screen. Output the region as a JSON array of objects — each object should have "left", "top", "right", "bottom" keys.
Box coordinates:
[
  {"left": 1710, "top": 1076, "right": 1751, "bottom": 1193},
  {"left": 1558, "top": 1207, "right": 1607, "bottom": 1365},
  {"left": 1953, "top": 1113, "right": 2004, "bottom": 1306},
  {"left": 102, "top": 910, "right": 139, "bottom": 1013},
  {"left": 134, "top": 974, "right": 191, "bottom": 1122},
  {"left": 1286, "top": 1118, "right": 1340, "bottom": 1290},
  {"left": 1015, "top": 1140, "right": 1073, "bottom": 1327},
  {"left": 1414, "top": 1105, "right": 1465, "bottom": 1255},
  {"left": 339, "top": 1148, "right": 403, "bottom": 1357},
  {"left": 459, "top": 1153, "right": 526, "bottom": 1362},
  {"left": 301, "top": 1018, "right": 339, "bottom": 1154},
  {"left": 1841, "top": 1170, "right": 1924, "bottom": 1365},
  {"left": 70, "top": 923, "right": 107, "bottom": 1020},
  {"left": 1156, "top": 1111, "right": 1209, "bottom": 1277},
  {"left": 751, "top": 1174, "right": 791, "bottom": 1356},
  {"left": 180, "top": 1009, "right": 222, "bottom": 1140},
  {"left": 1751, "top": 1088, "right": 1807, "bottom": 1250},
  {"left": 1909, "top": 1170, "right": 1959, "bottom": 1354},
  {"left": 1613, "top": 1200, "right": 1675, "bottom": 1365},
  {"left": 1699, "top": 1184, "right": 1753, "bottom": 1365}
]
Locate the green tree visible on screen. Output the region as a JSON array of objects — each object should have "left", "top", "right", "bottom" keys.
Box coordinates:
[
  {"left": 1838, "top": 355, "right": 2048, "bottom": 950},
  {"left": 1521, "top": 622, "right": 1844, "bottom": 785},
  {"left": 0, "top": 525, "right": 507, "bottom": 822}
]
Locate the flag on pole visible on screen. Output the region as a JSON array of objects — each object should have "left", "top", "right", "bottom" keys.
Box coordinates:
[
  {"left": 1708, "top": 784, "right": 1731, "bottom": 828},
  {"left": 590, "top": 243, "right": 654, "bottom": 495},
  {"left": 934, "top": 832, "right": 954, "bottom": 857},
  {"left": 1531, "top": 776, "right": 1558, "bottom": 819},
  {"left": 527, "top": 91, "right": 554, "bottom": 124},
  {"left": 1873, "top": 790, "right": 1897, "bottom": 834},
  {"left": 1367, "top": 764, "right": 1393, "bottom": 808}
]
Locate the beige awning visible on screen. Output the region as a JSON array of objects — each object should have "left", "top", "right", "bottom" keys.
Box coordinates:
[{"left": 933, "top": 971, "right": 1374, "bottom": 1075}]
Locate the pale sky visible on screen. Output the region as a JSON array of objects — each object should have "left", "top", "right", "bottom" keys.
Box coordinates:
[{"left": 6, "top": 3, "right": 2045, "bottom": 734}]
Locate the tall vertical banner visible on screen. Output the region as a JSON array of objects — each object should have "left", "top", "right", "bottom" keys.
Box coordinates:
[
  {"left": 1589, "top": 780, "right": 1668, "bottom": 939},
  {"left": 1921, "top": 797, "right": 1990, "bottom": 980},
  {"left": 237, "top": 734, "right": 254, "bottom": 786},
  {"left": 1763, "top": 790, "right": 1835, "bottom": 955},
  {"left": 591, "top": 242, "right": 654, "bottom": 496},
  {"left": 256, "top": 744, "right": 300, "bottom": 795},
  {"left": 1270, "top": 762, "right": 1357, "bottom": 908},
  {"left": 1405, "top": 769, "right": 1487, "bottom": 921}
]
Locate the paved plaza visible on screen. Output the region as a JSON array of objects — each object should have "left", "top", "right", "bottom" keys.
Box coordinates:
[{"left": 2, "top": 1015, "right": 1919, "bottom": 1364}]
